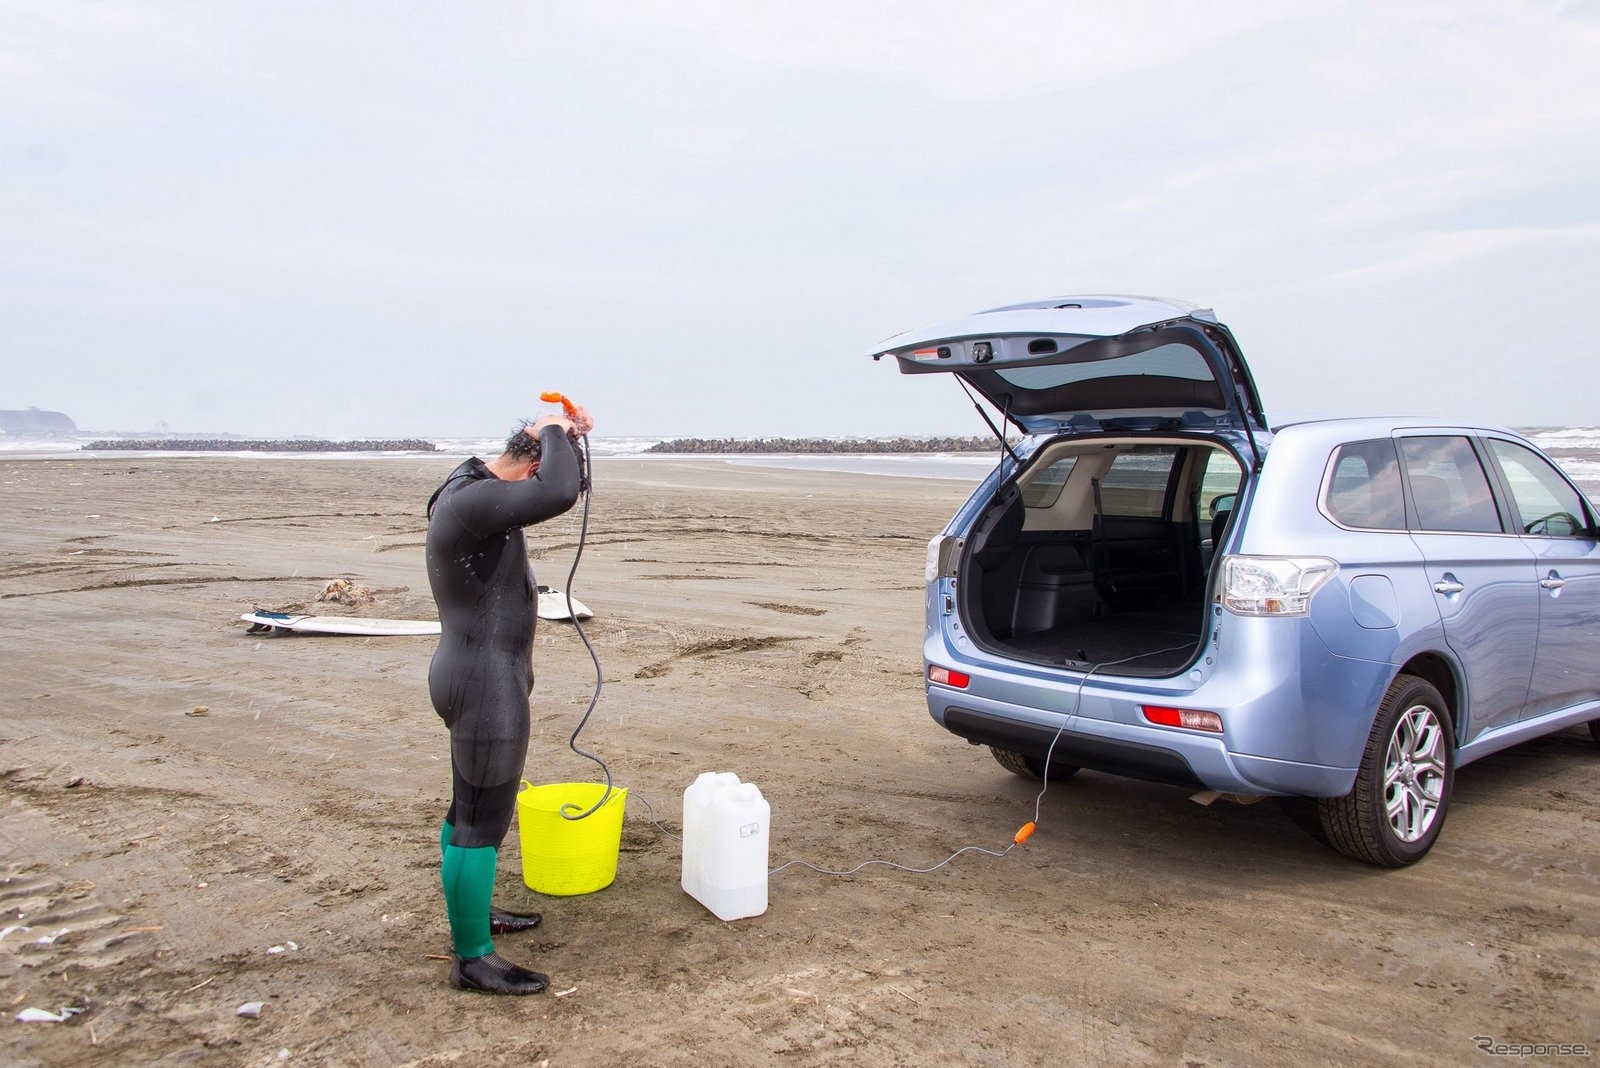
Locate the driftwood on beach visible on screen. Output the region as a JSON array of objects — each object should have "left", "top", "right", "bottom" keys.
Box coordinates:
[
  {"left": 646, "top": 435, "right": 1011, "bottom": 454},
  {"left": 83, "top": 438, "right": 439, "bottom": 452}
]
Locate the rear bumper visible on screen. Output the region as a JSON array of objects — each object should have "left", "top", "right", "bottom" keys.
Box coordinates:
[
  {"left": 944, "top": 705, "right": 1207, "bottom": 788},
  {"left": 924, "top": 585, "right": 1385, "bottom": 796},
  {"left": 930, "top": 686, "right": 1358, "bottom": 798}
]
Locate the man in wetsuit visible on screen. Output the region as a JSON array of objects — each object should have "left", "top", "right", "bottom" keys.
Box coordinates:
[{"left": 425, "top": 403, "right": 593, "bottom": 995}]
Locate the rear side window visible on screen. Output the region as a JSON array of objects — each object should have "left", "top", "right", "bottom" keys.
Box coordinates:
[
  {"left": 1398, "top": 436, "right": 1503, "bottom": 534},
  {"left": 1099, "top": 446, "right": 1179, "bottom": 518},
  {"left": 1325, "top": 438, "right": 1405, "bottom": 529},
  {"left": 1021, "top": 455, "right": 1077, "bottom": 508},
  {"left": 1197, "top": 448, "right": 1243, "bottom": 516},
  {"left": 1487, "top": 439, "right": 1591, "bottom": 537}
]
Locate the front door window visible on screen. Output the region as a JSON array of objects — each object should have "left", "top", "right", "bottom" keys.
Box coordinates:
[{"left": 1487, "top": 439, "right": 1591, "bottom": 537}]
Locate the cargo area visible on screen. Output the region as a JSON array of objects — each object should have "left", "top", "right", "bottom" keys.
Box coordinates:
[{"left": 956, "top": 437, "right": 1245, "bottom": 678}]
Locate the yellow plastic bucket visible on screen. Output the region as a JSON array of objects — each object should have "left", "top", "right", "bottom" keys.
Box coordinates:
[{"left": 516, "top": 781, "right": 628, "bottom": 896}]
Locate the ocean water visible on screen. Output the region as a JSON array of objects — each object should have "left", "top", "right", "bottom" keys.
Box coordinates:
[
  {"left": 4, "top": 428, "right": 1599, "bottom": 493},
  {"left": 1517, "top": 427, "right": 1600, "bottom": 490}
]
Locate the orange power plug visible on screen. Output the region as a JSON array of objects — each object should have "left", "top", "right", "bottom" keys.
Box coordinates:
[{"left": 1013, "top": 821, "right": 1037, "bottom": 845}]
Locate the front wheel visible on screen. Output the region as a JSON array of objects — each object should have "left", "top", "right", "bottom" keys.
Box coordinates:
[{"left": 1318, "top": 674, "right": 1454, "bottom": 867}]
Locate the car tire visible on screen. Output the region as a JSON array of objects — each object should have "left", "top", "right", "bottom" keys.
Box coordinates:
[
  {"left": 989, "top": 745, "right": 1080, "bottom": 781},
  {"left": 1589, "top": 718, "right": 1600, "bottom": 745},
  {"left": 1318, "top": 674, "right": 1454, "bottom": 867}
]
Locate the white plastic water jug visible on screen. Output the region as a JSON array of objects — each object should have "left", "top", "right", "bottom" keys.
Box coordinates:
[{"left": 681, "top": 771, "right": 769, "bottom": 921}]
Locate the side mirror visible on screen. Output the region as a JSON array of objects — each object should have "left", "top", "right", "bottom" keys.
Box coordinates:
[{"left": 1208, "top": 493, "right": 1237, "bottom": 519}]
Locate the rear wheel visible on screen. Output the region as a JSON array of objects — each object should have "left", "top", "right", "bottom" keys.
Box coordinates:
[
  {"left": 1318, "top": 674, "right": 1454, "bottom": 867},
  {"left": 989, "top": 745, "right": 1080, "bottom": 781}
]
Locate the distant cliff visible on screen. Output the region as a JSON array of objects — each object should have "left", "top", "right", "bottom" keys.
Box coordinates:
[{"left": 0, "top": 408, "right": 77, "bottom": 434}]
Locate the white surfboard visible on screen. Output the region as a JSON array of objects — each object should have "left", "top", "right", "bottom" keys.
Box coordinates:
[
  {"left": 536, "top": 585, "right": 593, "bottom": 621},
  {"left": 242, "top": 611, "right": 442, "bottom": 637}
]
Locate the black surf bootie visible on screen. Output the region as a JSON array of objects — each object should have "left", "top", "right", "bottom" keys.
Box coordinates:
[
  {"left": 450, "top": 952, "right": 550, "bottom": 995},
  {"left": 489, "top": 907, "right": 543, "bottom": 935}
]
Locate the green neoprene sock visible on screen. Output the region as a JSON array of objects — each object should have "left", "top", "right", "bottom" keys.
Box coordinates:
[{"left": 441, "top": 843, "right": 497, "bottom": 959}]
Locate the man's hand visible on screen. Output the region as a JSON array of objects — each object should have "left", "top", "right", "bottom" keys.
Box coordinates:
[
  {"left": 531, "top": 403, "right": 593, "bottom": 437},
  {"left": 565, "top": 403, "right": 594, "bottom": 436}
]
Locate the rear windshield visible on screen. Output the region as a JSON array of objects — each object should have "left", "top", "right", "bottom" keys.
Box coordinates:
[{"left": 994, "top": 342, "right": 1213, "bottom": 392}]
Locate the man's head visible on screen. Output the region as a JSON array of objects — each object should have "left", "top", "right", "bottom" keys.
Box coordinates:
[
  {"left": 490, "top": 424, "right": 542, "bottom": 481},
  {"left": 504, "top": 425, "right": 543, "bottom": 463}
]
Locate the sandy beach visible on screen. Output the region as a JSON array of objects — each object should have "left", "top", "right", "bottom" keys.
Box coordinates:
[{"left": 2, "top": 454, "right": 1596, "bottom": 1066}]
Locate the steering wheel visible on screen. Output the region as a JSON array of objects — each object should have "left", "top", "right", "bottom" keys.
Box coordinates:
[{"left": 1526, "top": 511, "right": 1583, "bottom": 536}]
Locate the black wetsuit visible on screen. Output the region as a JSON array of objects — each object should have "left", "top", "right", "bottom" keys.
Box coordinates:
[{"left": 426, "top": 425, "right": 582, "bottom": 849}]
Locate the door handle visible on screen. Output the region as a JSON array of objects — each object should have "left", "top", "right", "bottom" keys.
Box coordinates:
[
  {"left": 1540, "top": 573, "right": 1566, "bottom": 591},
  {"left": 1433, "top": 578, "right": 1465, "bottom": 595}
]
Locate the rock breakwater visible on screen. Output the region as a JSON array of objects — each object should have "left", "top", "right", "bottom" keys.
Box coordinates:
[{"left": 646, "top": 435, "right": 1008, "bottom": 454}]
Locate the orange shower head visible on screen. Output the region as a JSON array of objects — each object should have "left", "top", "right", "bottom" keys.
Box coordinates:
[{"left": 539, "top": 391, "right": 578, "bottom": 418}]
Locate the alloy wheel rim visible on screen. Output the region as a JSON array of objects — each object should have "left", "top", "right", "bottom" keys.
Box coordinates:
[{"left": 1383, "top": 703, "right": 1447, "bottom": 843}]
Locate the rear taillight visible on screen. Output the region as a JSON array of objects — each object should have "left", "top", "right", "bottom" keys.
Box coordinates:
[
  {"left": 1221, "top": 555, "right": 1337, "bottom": 616},
  {"left": 928, "top": 665, "right": 970, "bottom": 688},
  {"left": 1142, "top": 705, "right": 1223, "bottom": 733}
]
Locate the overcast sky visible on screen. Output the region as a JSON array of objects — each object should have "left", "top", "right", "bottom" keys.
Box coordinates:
[{"left": 3, "top": 2, "right": 1598, "bottom": 438}]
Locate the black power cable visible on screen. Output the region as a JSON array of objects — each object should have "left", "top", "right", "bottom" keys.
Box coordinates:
[{"left": 555, "top": 430, "right": 613, "bottom": 821}]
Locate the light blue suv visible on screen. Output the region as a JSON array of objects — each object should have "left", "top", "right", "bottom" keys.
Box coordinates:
[{"left": 872, "top": 295, "right": 1600, "bottom": 866}]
